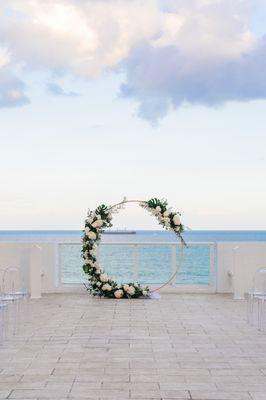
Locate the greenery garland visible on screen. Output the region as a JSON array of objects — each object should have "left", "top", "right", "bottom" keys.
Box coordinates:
[{"left": 82, "top": 197, "right": 184, "bottom": 298}]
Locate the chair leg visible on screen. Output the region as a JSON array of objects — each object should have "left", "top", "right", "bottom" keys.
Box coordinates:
[
  {"left": 258, "top": 297, "right": 265, "bottom": 331},
  {"left": 247, "top": 293, "right": 254, "bottom": 325}
]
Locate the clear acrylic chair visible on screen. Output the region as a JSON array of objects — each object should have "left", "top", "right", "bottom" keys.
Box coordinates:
[
  {"left": 247, "top": 267, "right": 266, "bottom": 330},
  {"left": 0, "top": 268, "right": 13, "bottom": 340},
  {"left": 0, "top": 267, "right": 27, "bottom": 336},
  {"left": 0, "top": 300, "right": 8, "bottom": 343}
]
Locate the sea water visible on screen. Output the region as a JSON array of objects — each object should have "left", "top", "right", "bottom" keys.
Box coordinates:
[{"left": 1, "top": 230, "right": 266, "bottom": 286}]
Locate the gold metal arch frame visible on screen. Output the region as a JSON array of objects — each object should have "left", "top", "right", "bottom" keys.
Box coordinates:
[{"left": 107, "top": 199, "right": 185, "bottom": 294}]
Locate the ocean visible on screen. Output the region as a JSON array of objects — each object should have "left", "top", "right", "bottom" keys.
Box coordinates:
[{"left": 1, "top": 230, "right": 266, "bottom": 286}]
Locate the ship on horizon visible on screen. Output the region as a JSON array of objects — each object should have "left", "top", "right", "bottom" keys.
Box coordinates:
[{"left": 104, "top": 229, "right": 136, "bottom": 235}]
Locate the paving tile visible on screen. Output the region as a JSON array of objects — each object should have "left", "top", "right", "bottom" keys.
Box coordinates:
[
  {"left": 249, "top": 394, "right": 266, "bottom": 400},
  {"left": 0, "top": 390, "right": 11, "bottom": 399},
  {"left": 0, "top": 294, "right": 265, "bottom": 400}
]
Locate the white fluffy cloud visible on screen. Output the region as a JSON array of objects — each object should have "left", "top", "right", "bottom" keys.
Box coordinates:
[
  {"left": 0, "top": 44, "right": 29, "bottom": 107},
  {"left": 0, "top": 46, "right": 10, "bottom": 68},
  {"left": 0, "top": 0, "right": 265, "bottom": 120}
]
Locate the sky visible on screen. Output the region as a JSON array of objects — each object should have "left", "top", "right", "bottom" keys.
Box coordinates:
[{"left": 0, "top": 0, "right": 266, "bottom": 230}]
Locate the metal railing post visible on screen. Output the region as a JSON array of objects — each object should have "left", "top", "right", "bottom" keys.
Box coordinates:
[
  {"left": 54, "top": 242, "right": 59, "bottom": 288},
  {"left": 134, "top": 244, "right": 138, "bottom": 283},
  {"left": 57, "top": 244, "right": 62, "bottom": 287},
  {"left": 209, "top": 243, "right": 215, "bottom": 291},
  {"left": 171, "top": 244, "right": 177, "bottom": 286}
]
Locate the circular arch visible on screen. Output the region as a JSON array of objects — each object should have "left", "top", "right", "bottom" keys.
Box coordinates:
[{"left": 82, "top": 197, "right": 185, "bottom": 298}]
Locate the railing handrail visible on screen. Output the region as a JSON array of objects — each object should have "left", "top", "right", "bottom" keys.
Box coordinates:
[{"left": 57, "top": 241, "right": 215, "bottom": 246}]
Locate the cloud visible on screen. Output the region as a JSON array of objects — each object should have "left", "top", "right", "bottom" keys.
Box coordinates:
[
  {"left": 0, "top": 72, "right": 30, "bottom": 108},
  {"left": 0, "top": 46, "right": 10, "bottom": 68},
  {"left": 120, "top": 38, "right": 266, "bottom": 121},
  {"left": 0, "top": 0, "right": 265, "bottom": 120},
  {"left": 47, "top": 82, "right": 79, "bottom": 97},
  {"left": 0, "top": 45, "right": 29, "bottom": 108}
]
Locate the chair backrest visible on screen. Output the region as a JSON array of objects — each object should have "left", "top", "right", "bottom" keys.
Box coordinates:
[
  {"left": 2, "top": 267, "right": 21, "bottom": 294},
  {"left": 253, "top": 267, "right": 266, "bottom": 293},
  {"left": 0, "top": 268, "right": 5, "bottom": 294}
]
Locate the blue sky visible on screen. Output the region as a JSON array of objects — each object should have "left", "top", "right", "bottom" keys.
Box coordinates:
[{"left": 0, "top": 0, "right": 266, "bottom": 229}]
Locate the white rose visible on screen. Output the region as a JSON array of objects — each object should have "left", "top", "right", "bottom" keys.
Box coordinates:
[
  {"left": 102, "top": 283, "right": 112, "bottom": 291},
  {"left": 163, "top": 208, "right": 172, "bottom": 217},
  {"left": 92, "top": 220, "right": 103, "bottom": 228},
  {"left": 155, "top": 206, "right": 161, "bottom": 213},
  {"left": 114, "top": 289, "right": 123, "bottom": 299},
  {"left": 100, "top": 273, "right": 109, "bottom": 282},
  {"left": 97, "top": 281, "right": 102, "bottom": 287},
  {"left": 85, "top": 227, "right": 90, "bottom": 235},
  {"left": 88, "top": 231, "right": 97, "bottom": 240},
  {"left": 127, "top": 286, "right": 135, "bottom": 296},
  {"left": 123, "top": 284, "right": 130, "bottom": 292},
  {"left": 173, "top": 214, "right": 181, "bottom": 226}
]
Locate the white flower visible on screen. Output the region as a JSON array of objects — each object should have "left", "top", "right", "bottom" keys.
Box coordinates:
[
  {"left": 85, "top": 227, "right": 91, "bottom": 235},
  {"left": 87, "top": 217, "right": 93, "bottom": 224},
  {"left": 155, "top": 206, "right": 161, "bottom": 213},
  {"left": 100, "top": 273, "right": 109, "bottom": 282},
  {"left": 102, "top": 283, "right": 112, "bottom": 291},
  {"left": 107, "top": 212, "right": 112, "bottom": 220},
  {"left": 88, "top": 231, "right": 97, "bottom": 240},
  {"left": 173, "top": 214, "right": 181, "bottom": 226},
  {"left": 116, "top": 284, "right": 122, "bottom": 289},
  {"left": 92, "top": 220, "right": 103, "bottom": 228},
  {"left": 114, "top": 289, "right": 123, "bottom": 299},
  {"left": 142, "top": 290, "right": 148, "bottom": 295},
  {"left": 127, "top": 286, "right": 135, "bottom": 296},
  {"left": 123, "top": 284, "right": 130, "bottom": 292},
  {"left": 96, "top": 214, "right": 102, "bottom": 220},
  {"left": 163, "top": 208, "right": 172, "bottom": 217},
  {"left": 96, "top": 281, "right": 102, "bottom": 287},
  {"left": 163, "top": 217, "right": 170, "bottom": 223}
]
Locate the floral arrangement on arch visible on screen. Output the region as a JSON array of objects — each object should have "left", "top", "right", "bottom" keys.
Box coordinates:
[{"left": 82, "top": 197, "right": 185, "bottom": 299}]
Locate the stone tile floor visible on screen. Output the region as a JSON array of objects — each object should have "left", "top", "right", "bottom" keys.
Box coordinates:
[{"left": 0, "top": 293, "right": 266, "bottom": 400}]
